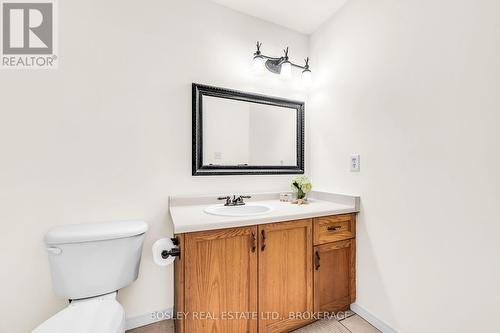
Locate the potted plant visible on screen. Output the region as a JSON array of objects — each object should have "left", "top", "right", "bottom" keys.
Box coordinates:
[{"left": 291, "top": 176, "right": 312, "bottom": 205}]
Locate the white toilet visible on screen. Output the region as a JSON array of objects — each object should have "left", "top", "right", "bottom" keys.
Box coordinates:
[{"left": 32, "top": 220, "right": 148, "bottom": 333}]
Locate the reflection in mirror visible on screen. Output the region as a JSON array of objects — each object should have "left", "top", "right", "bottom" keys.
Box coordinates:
[{"left": 202, "top": 96, "right": 297, "bottom": 167}]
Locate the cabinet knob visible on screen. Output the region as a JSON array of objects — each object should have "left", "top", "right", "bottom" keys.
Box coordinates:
[{"left": 261, "top": 230, "right": 266, "bottom": 251}]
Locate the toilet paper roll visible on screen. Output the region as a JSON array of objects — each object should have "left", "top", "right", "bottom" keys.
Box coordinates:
[{"left": 152, "top": 238, "right": 176, "bottom": 266}]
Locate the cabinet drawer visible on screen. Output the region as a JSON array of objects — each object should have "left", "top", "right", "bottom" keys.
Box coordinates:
[{"left": 314, "top": 214, "right": 355, "bottom": 245}]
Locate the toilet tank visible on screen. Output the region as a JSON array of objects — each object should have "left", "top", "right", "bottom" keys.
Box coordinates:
[{"left": 44, "top": 220, "right": 148, "bottom": 300}]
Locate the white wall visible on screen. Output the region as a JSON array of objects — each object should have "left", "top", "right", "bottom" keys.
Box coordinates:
[
  {"left": 309, "top": 1, "right": 500, "bottom": 332},
  {"left": 0, "top": 1, "right": 308, "bottom": 332}
]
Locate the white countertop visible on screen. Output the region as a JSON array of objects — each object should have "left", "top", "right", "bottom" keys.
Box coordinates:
[{"left": 169, "top": 191, "right": 360, "bottom": 234}]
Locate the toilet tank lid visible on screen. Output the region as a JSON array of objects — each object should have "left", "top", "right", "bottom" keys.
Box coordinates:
[{"left": 45, "top": 220, "right": 148, "bottom": 245}]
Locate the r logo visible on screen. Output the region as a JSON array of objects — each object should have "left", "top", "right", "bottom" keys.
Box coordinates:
[{"left": 2, "top": 2, "right": 53, "bottom": 54}]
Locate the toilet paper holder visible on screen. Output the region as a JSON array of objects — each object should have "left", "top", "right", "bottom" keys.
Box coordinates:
[{"left": 161, "top": 237, "right": 181, "bottom": 259}]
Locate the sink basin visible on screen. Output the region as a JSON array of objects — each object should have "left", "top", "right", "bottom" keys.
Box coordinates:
[{"left": 204, "top": 204, "right": 273, "bottom": 217}]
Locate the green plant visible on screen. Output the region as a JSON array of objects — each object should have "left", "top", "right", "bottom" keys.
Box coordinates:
[{"left": 291, "top": 176, "right": 312, "bottom": 200}]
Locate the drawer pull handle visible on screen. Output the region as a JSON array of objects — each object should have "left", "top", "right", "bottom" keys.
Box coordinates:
[
  {"left": 261, "top": 230, "right": 266, "bottom": 252},
  {"left": 327, "top": 226, "right": 342, "bottom": 232},
  {"left": 251, "top": 232, "right": 256, "bottom": 253},
  {"left": 315, "top": 251, "right": 320, "bottom": 270}
]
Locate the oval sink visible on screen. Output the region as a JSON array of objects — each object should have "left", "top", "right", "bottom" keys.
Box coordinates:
[{"left": 204, "top": 204, "right": 273, "bottom": 217}]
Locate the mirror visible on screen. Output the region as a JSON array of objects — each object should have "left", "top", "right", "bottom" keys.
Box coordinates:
[{"left": 192, "top": 84, "right": 305, "bottom": 176}]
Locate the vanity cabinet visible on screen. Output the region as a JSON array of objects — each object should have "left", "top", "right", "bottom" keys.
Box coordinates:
[
  {"left": 258, "top": 220, "right": 313, "bottom": 333},
  {"left": 182, "top": 227, "right": 258, "bottom": 333},
  {"left": 174, "top": 213, "right": 356, "bottom": 333},
  {"left": 313, "top": 214, "right": 356, "bottom": 313},
  {"left": 313, "top": 239, "right": 355, "bottom": 313}
]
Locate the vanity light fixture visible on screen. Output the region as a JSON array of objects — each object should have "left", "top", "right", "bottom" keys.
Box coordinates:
[{"left": 252, "top": 41, "right": 312, "bottom": 83}]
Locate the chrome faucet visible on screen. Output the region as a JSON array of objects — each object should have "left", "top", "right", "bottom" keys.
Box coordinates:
[{"left": 218, "top": 195, "right": 252, "bottom": 206}]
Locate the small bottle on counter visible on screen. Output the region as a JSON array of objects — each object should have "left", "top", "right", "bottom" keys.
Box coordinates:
[{"left": 280, "top": 193, "right": 293, "bottom": 202}]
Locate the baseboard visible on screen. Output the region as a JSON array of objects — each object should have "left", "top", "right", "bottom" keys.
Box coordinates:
[
  {"left": 125, "top": 308, "right": 173, "bottom": 331},
  {"left": 350, "top": 303, "right": 398, "bottom": 333}
]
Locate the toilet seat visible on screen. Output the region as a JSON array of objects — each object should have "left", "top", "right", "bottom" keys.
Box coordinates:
[{"left": 32, "top": 295, "right": 125, "bottom": 333}]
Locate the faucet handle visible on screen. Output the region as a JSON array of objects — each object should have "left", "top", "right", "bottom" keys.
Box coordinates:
[
  {"left": 234, "top": 195, "right": 251, "bottom": 205},
  {"left": 218, "top": 196, "right": 231, "bottom": 206}
]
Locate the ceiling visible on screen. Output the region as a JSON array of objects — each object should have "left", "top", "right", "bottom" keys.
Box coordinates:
[{"left": 209, "top": 0, "right": 349, "bottom": 34}]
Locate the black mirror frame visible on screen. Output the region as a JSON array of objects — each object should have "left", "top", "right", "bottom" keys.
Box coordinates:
[{"left": 192, "top": 83, "right": 305, "bottom": 176}]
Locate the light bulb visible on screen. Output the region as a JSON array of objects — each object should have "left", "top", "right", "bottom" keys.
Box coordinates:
[
  {"left": 280, "top": 61, "right": 292, "bottom": 79},
  {"left": 252, "top": 55, "right": 265, "bottom": 74},
  {"left": 301, "top": 69, "right": 312, "bottom": 87}
]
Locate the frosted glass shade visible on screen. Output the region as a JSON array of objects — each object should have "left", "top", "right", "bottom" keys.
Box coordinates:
[
  {"left": 252, "top": 56, "right": 265, "bottom": 74},
  {"left": 280, "top": 61, "right": 292, "bottom": 79},
  {"left": 301, "top": 69, "right": 312, "bottom": 87}
]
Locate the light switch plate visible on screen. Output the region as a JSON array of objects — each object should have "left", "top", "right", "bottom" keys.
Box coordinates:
[{"left": 350, "top": 154, "right": 360, "bottom": 172}]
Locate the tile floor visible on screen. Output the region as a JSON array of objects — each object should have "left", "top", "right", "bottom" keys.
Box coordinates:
[
  {"left": 340, "top": 315, "right": 381, "bottom": 333},
  {"left": 127, "top": 314, "right": 380, "bottom": 333}
]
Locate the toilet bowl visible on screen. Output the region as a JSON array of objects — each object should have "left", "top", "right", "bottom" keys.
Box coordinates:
[
  {"left": 32, "top": 292, "right": 125, "bottom": 333},
  {"left": 32, "top": 220, "right": 148, "bottom": 333}
]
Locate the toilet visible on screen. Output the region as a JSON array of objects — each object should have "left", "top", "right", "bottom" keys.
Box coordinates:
[{"left": 32, "top": 220, "right": 148, "bottom": 333}]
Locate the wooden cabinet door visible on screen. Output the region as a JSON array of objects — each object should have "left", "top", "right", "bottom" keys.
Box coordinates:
[
  {"left": 258, "top": 219, "right": 313, "bottom": 333},
  {"left": 314, "top": 239, "right": 356, "bottom": 313},
  {"left": 185, "top": 226, "right": 258, "bottom": 333}
]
